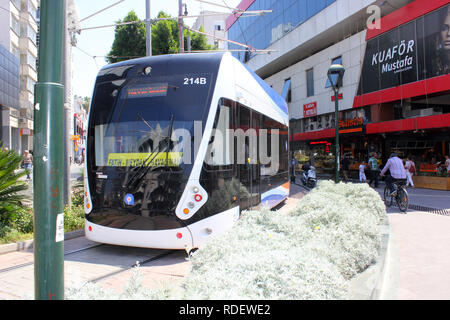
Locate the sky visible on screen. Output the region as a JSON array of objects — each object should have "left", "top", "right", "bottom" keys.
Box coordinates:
[{"left": 72, "top": 0, "right": 242, "bottom": 98}]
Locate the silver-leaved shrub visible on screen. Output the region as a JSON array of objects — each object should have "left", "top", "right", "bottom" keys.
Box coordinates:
[
  {"left": 66, "top": 180, "right": 386, "bottom": 300},
  {"left": 181, "top": 180, "right": 386, "bottom": 300}
]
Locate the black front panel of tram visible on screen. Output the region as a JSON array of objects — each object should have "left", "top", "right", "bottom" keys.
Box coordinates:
[{"left": 86, "top": 54, "right": 222, "bottom": 231}]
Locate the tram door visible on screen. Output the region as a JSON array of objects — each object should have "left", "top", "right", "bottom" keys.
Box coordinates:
[
  {"left": 250, "top": 111, "right": 261, "bottom": 207},
  {"left": 238, "top": 105, "right": 252, "bottom": 210},
  {"left": 237, "top": 105, "right": 260, "bottom": 210}
]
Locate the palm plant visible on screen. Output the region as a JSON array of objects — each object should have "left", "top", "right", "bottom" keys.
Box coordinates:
[{"left": 0, "top": 145, "right": 29, "bottom": 226}]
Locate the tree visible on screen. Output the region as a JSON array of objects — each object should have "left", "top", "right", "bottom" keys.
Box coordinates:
[
  {"left": 107, "top": 10, "right": 216, "bottom": 63},
  {"left": 74, "top": 95, "right": 91, "bottom": 113},
  {"left": 107, "top": 10, "right": 146, "bottom": 64},
  {"left": 184, "top": 26, "right": 216, "bottom": 52},
  {"left": 151, "top": 11, "right": 179, "bottom": 56},
  {"left": 81, "top": 96, "right": 91, "bottom": 113}
]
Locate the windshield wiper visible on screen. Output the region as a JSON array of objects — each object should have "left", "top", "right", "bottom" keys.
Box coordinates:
[{"left": 124, "top": 114, "right": 175, "bottom": 191}]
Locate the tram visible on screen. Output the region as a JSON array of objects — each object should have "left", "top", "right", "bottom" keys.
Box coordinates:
[{"left": 84, "top": 52, "right": 289, "bottom": 249}]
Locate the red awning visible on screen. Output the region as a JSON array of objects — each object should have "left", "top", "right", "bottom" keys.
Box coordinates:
[
  {"left": 292, "top": 129, "right": 335, "bottom": 142},
  {"left": 353, "top": 74, "right": 450, "bottom": 108},
  {"left": 291, "top": 114, "right": 450, "bottom": 142}
]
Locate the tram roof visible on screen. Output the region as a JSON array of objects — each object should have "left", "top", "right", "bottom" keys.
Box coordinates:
[{"left": 97, "top": 52, "right": 288, "bottom": 119}]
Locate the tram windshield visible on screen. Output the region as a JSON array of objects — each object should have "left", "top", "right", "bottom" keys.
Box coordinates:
[{"left": 89, "top": 73, "right": 213, "bottom": 170}]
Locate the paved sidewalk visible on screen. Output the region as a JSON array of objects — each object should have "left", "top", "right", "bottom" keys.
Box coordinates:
[
  {"left": 381, "top": 210, "right": 450, "bottom": 299},
  {"left": 374, "top": 185, "right": 450, "bottom": 300},
  {"left": 300, "top": 179, "right": 450, "bottom": 300}
]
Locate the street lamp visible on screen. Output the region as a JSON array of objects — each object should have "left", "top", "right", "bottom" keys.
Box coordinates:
[{"left": 327, "top": 64, "right": 345, "bottom": 183}]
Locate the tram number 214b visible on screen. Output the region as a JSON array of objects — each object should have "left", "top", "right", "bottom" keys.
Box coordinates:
[{"left": 184, "top": 77, "right": 207, "bottom": 85}]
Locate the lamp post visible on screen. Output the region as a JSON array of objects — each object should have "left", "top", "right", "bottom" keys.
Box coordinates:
[{"left": 327, "top": 64, "right": 345, "bottom": 183}]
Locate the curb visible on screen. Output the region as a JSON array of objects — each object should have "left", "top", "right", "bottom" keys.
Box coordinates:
[
  {"left": 370, "top": 217, "right": 390, "bottom": 299},
  {"left": 0, "top": 229, "right": 84, "bottom": 255},
  {"left": 348, "top": 216, "right": 390, "bottom": 300}
]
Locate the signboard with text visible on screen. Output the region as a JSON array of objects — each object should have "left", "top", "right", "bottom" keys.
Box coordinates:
[
  {"left": 339, "top": 117, "right": 365, "bottom": 134},
  {"left": 303, "top": 102, "right": 317, "bottom": 118},
  {"left": 357, "top": 4, "right": 450, "bottom": 96}
]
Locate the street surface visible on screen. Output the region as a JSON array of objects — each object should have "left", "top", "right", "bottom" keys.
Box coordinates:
[
  {"left": 0, "top": 184, "right": 306, "bottom": 300},
  {"left": 1, "top": 179, "right": 449, "bottom": 300}
]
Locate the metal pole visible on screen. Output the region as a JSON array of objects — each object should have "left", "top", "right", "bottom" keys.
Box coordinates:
[
  {"left": 145, "top": 0, "right": 152, "bottom": 56},
  {"left": 62, "top": 0, "right": 71, "bottom": 209},
  {"left": 178, "top": 0, "right": 184, "bottom": 53},
  {"left": 334, "top": 89, "right": 340, "bottom": 183},
  {"left": 33, "top": 0, "right": 65, "bottom": 300}
]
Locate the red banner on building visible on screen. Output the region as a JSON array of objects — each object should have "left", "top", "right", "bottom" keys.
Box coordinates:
[{"left": 303, "top": 102, "right": 317, "bottom": 118}]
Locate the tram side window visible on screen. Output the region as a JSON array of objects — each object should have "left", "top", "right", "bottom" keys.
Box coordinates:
[
  {"left": 260, "top": 115, "right": 288, "bottom": 176},
  {"left": 203, "top": 100, "right": 233, "bottom": 171},
  {"left": 197, "top": 99, "right": 238, "bottom": 218}
]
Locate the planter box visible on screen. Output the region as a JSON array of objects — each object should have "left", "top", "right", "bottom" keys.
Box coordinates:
[{"left": 413, "top": 176, "right": 450, "bottom": 191}]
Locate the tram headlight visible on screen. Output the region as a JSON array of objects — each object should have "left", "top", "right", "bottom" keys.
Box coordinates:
[{"left": 176, "top": 183, "right": 207, "bottom": 220}]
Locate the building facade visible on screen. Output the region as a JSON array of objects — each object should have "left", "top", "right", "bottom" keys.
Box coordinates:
[
  {"left": 72, "top": 96, "right": 87, "bottom": 163},
  {"left": 0, "top": 0, "right": 39, "bottom": 154},
  {"left": 192, "top": 10, "right": 228, "bottom": 50},
  {"left": 227, "top": 0, "right": 450, "bottom": 177}
]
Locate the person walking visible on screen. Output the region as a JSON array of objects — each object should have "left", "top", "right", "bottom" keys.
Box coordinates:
[
  {"left": 404, "top": 156, "right": 416, "bottom": 188},
  {"left": 341, "top": 156, "right": 350, "bottom": 182},
  {"left": 22, "top": 150, "right": 33, "bottom": 180},
  {"left": 444, "top": 155, "right": 450, "bottom": 173},
  {"left": 290, "top": 155, "right": 298, "bottom": 183},
  {"left": 359, "top": 161, "right": 367, "bottom": 183},
  {"left": 368, "top": 153, "right": 379, "bottom": 188}
]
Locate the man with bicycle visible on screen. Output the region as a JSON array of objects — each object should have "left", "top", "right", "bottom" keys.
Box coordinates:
[{"left": 380, "top": 153, "right": 407, "bottom": 196}]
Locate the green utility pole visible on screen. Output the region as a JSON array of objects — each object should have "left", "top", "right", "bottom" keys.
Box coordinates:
[
  {"left": 334, "top": 90, "right": 340, "bottom": 184},
  {"left": 33, "top": 0, "right": 65, "bottom": 300},
  {"left": 327, "top": 64, "right": 345, "bottom": 184}
]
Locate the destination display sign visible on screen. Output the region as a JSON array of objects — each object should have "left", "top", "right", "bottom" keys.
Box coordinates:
[
  {"left": 127, "top": 83, "right": 168, "bottom": 98},
  {"left": 106, "top": 152, "right": 183, "bottom": 167}
]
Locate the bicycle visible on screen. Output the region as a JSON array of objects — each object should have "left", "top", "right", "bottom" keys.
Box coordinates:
[{"left": 383, "top": 179, "right": 409, "bottom": 213}]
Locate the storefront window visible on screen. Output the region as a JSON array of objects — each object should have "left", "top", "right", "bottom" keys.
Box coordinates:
[
  {"left": 293, "top": 141, "right": 334, "bottom": 175},
  {"left": 388, "top": 138, "right": 449, "bottom": 176}
]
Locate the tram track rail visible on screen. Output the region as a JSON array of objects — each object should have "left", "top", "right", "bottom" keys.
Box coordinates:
[
  {"left": 0, "top": 241, "right": 181, "bottom": 286},
  {"left": 88, "top": 249, "right": 178, "bottom": 284},
  {"left": 0, "top": 243, "right": 104, "bottom": 274}
]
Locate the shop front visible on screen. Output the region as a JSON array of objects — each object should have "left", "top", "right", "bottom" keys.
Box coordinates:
[
  {"left": 365, "top": 113, "right": 450, "bottom": 190},
  {"left": 291, "top": 110, "right": 450, "bottom": 184},
  {"left": 290, "top": 108, "right": 374, "bottom": 179}
]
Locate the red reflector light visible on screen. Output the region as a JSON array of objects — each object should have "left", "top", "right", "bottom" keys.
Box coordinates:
[
  {"left": 194, "top": 194, "right": 202, "bottom": 202},
  {"left": 176, "top": 233, "right": 182, "bottom": 239},
  {"left": 88, "top": 226, "right": 92, "bottom": 232}
]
